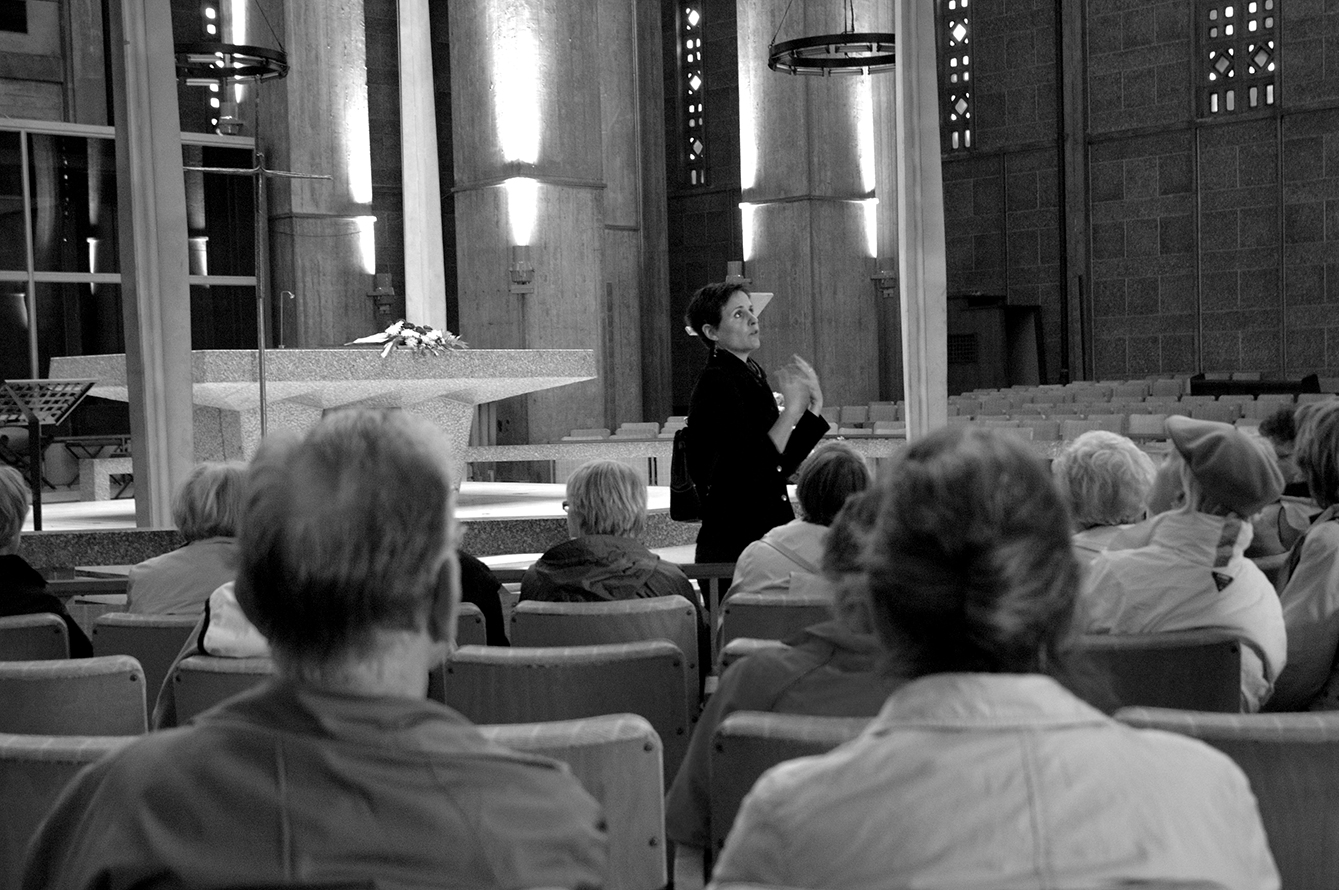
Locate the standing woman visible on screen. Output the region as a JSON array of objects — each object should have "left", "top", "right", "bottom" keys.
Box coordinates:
[{"left": 684, "top": 283, "right": 830, "bottom": 563}]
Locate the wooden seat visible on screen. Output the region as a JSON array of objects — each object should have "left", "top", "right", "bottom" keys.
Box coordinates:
[
  {"left": 455, "top": 601, "right": 487, "bottom": 647},
  {"left": 708, "top": 711, "right": 869, "bottom": 856},
  {"left": 1127, "top": 413, "right": 1169, "bottom": 440},
  {"left": 171, "top": 654, "right": 275, "bottom": 724},
  {"left": 0, "top": 733, "right": 134, "bottom": 890},
  {"left": 91, "top": 613, "right": 199, "bottom": 706},
  {"left": 481, "top": 714, "right": 665, "bottom": 890},
  {"left": 0, "top": 614, "right": 68, "bottom": 661},
  {"left": 1117, "top": 708, "right": 1339, "bottom": 890},
  {"left": 1187, "top": 401, "right": 1242, "bottom": 423},
  {"left": 439, "top": 641, "right": 690, "bottom": 783},
  {"left": 0, "top": 655, "right": 147, "bottom": 735},
  {"left": 510, "top": 596, "right": 700, "bottom": 718},
  {"left": 719, "top": 592, "right": 831, "bottom": 654},
  {"left": 1076, "top": 630, "right": 1242, "bottom": 713}
]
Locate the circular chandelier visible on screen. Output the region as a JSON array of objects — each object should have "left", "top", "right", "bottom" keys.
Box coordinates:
[
  {"left": 173, "top": 42, "right": 289, "bottom": 86},
  {"left": 768, "top": 0, "right": 895, "bottom": 76}
]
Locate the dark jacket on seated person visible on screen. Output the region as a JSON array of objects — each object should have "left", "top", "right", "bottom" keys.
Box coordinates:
[
  {"left": 0, "top": 553, "right": 94, "bottom": 657},
  {"left": 521, "top": 535, "right": 694, "bottom": 604}
]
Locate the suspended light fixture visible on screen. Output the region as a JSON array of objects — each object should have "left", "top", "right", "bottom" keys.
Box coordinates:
[{"left": 768, "top": 0, "right": 895, "bottom": 76}]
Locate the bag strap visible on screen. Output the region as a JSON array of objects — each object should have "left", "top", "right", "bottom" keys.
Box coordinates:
[{"left": 762, "top": 537, "right": 822, "bottom": 575}]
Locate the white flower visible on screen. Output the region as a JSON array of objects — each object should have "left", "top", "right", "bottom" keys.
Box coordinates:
[{"left": 384, "top": 320, "right": 405, "bottom": 337}]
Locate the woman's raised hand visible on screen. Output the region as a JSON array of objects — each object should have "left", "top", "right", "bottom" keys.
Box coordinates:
[
  {"left": 775, "top": 362, "right": 811, "bottom": 416},
  {"left": 790, "top": 356, "right": 823, "bottom": 415}
]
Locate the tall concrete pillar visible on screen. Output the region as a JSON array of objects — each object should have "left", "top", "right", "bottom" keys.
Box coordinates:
[
  {"left": 448, "top": 0, "right": 607, "bottom": 452},
  {"left": 895, "top": 0, "right": 949, "bottom": 438},
  {"left": 107, "top": 0, "right": 194, "bottom": 526},
  {"left": 736, "top": 0, "right": 884, "bottom": 408},
  {"left": 260, "top": 0, "right": 376, "bottom": 346}
]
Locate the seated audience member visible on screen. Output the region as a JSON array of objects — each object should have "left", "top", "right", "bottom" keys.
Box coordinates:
[
  {"left": 712, "top": 427, "right": 1280, "bottom": 890},
  {"left": 0, "top": 465, "right": 92, "bottom": 657},
  {"left": 666, "top": 486, "right": 902, "bottom": 890},
  {"left": 1080, "top": 416, "right": 1286, "bottom": 711},
  {"left": 1051, "top": 430, "right": 1156, "bottom": 565},
  {"left": 24, "top": 409, "right": 607, "bottom": 889},
  {"left": 521, "top": 459, "right": 695, "bottom": 605},
  {"left": 1259, "top": 404, "right": 1313, "bottom": 498},
  {"left": 1248, "top": 405, "right": 1321, "bottom": 569},
  {"left": 1266, "top": 399, "right": 1339, "bottom": 711},
  {"left": 126, "top": 461, "right": 245, "bottom": 615},
  {"left": 726, "top": 442, "right": 870, "bottom": 598}
]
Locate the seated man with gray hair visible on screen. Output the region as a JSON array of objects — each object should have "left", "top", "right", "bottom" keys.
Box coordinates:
[
  {"left": 24, "top": 409, "right": 608, "bottom": 889},
  {"left": 522, "top": 459, "right": 695, "bottom": 605},
  {"left": 1051, "top": 430, "right": 1156, "bottom": 565}
]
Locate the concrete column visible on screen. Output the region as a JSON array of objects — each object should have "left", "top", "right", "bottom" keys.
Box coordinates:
[
  {"left": 449, "top": 0, "right": 606, "bottom": 453},
  {"left": 261, "top": 0, "right": 376, "bottom": 346},
  {"left": 397, "top": 0, "right": 447, "bottom": 331},
  {"left": 895, "top": 0, "right": 949, "bottom": 438},
  {"left": 107, "top": 0, "right": 194, "bottom": 526},
  {"left": 736, "top": 0, "right": 883, "bottom": 409}
]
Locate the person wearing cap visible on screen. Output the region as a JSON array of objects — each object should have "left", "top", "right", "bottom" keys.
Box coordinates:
[{"left": 1079, "top": 415, "right": 1287, "bottom": 711}]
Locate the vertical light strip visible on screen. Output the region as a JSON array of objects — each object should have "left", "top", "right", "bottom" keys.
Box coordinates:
[
  {"left": 506, "top": 177, "right": 540, "bottom": 246},
  {"left": 356, "top": 216, "right": 377, "bottom": 274},
  {"left": 856, "top": 74, "right": 876, "bottom": 194},
  {"left": 493, "top": 1, "right": 541, "bottom": 164},
  {"left": 862, "top": 199, "right": 879, "bottom": 258},
  {"left": 738, "top": 54, "right": 758, "bottom": 190},
  {"left": 740, "top": 202, "right": 757, "bottom": 261}
]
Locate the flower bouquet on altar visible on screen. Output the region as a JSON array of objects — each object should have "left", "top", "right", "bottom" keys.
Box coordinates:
[{"left": 347, "top": 320, "right": 468, "bottom": 358}]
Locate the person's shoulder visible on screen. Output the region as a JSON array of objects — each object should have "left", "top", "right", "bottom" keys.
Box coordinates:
[{"left": 1104, "top": 721, "right": 1256, "bottom": 794}]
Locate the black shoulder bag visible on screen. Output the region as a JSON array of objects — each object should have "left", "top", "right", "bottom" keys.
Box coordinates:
[{"left": 670, "top": 426, "right": 700, "bottom": 522}]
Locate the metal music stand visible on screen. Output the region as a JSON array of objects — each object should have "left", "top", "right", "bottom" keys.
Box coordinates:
[{"left": 0, "top": 379, "right": 96, "bottom": 531}]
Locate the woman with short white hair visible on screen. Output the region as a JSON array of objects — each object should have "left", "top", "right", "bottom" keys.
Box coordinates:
[{"left": 1051, "top": 430, "right": 1155, "bottom": 563}]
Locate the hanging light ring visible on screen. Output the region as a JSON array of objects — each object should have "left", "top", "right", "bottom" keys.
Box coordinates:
[
  {"left": 174, "top": 42, "right": 289, "bottom": 85},
  {"left": 768, "top": 32, "right": 896, "bottom": 76}
]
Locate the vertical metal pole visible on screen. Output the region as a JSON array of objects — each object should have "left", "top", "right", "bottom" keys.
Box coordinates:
[
  {"left": 255, "top": 152, "right": 269, "bottom": 438},
  {"left": 27, "top": 415, "right": 41, "bottom": 531},
  {"left": 19, "top": 133, "right": 39, "bottom": 378}
]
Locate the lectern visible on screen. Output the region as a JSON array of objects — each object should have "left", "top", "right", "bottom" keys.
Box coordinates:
[{"left": 0, "top": 379, "right": 95, "bottom": 530}]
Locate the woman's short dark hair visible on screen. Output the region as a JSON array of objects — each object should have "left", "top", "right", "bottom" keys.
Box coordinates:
[
  {"left": 1296, "top": 398, "right": 1339, "bottom": 508},
  {"left": 1258, "top": 404, "right": 1297, "bottom": 446},
  {"left": 172, "top": 461, "right": 247, "bottom": 541},
  {"left": 796, "top": 442, "right": 872, "bottom": 526},
  {"left": 866, "top": 426, "right": 1080, "bottom": 678},
  {"left": 684, "top": 282, "right": 747, "bottom": 349}
]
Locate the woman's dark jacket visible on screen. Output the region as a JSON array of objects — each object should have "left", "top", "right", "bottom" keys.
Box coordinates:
[
  {"left": 0, "top": 553, "right": 94, "bottom": 657},
  {"left": 685, "top": 349, "right": 829, "bottom": 563}
]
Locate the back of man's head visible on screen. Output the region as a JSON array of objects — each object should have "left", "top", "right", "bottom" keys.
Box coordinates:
[{"left": 235, "top": 409, "right": 457, "bottom": 666}]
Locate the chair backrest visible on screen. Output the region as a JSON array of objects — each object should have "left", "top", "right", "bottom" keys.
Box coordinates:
[
  {"left": 1151, "top": 378, "right": 1186, "bottom": 398},
  {"left": 1061, "top": 418, "right": 1103, "bottom": 441},
  {"left": 1187, "top": 401, "right": 1242, "bottom": 423},
  {"left": 0, "top": 614, "right": 69, "bottom": 661},
  {"left": 510, "top": 597, "right": 699, "bottom": 719},
  {"left": 1020, "top": 418, "right": 1060, "bottom": 441},
  {"left": 837, "top": 405, "right": 868, "bottom": 425},
  {"left": 481, "top": 714, "right": 665, "bottom": 890},
  {"left": 0, "top": 655, "right": 147, "bottom": 735},
  {"left": 1127, "top": 413, "right": 1169, "bottom": 439},
  {"left": 455, "top": 601, "right": 487, "bottom": 647},
  {"left": 172, "top": 654, "right": 276, "bottom": 724},
  {"left": 0, "top": 733, "right": 134, "bottom": 890},
  {"left": 866, "top": 403, "right": 899, "bottom": 423},
  {"left": 708, "top": 711, "right": 869, "bottom": 855},
  {"left": 719, "top": 592, "right": 832, "bottom": 653},
  {"left": 1116, "top": 708, "right": 1339, "bottom": 890},
  {"left": 1076, "top": 630, "right": 1242, "bottom": 713},
  {"left": 718, "top": 636, "right": 789, "bottom": 672},
  {"left": 440, "top": 641, "right": 689, "bottom": 783},
  {"left": 92, "top": 612, "right": 200, "bottom": 706},
  {"left": 1086, "top": 413, "right": 1128, "bottom": 435}
]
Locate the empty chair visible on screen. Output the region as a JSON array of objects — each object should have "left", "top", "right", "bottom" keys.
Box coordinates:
[
  {"left": 1076, "top": 630, "right": 1243, "bottom": 713},
  {"left": 1061, "top": 418, "right": 1103, "bottom": 441},
  {"left": 563, "top": 428, "right": 612, "bottom": 440},
  {"left": 455, "top": 601, "right": 487, "bottom": 647},
  {"left": 0, "top": 656, "right": 147, "bottom": 735},
  {"left": 0, "top": 733, "right": 134, "bottom": 890},
  {"left": 1187, "top": 401, "right": 1242, "bottom": 423},
  {"left": 1019, "top": 418, "right": 1060, "bottom": 441},
  {"left": 866, "top": 403, "right": 899, "bottom": 423},
  {"left": 978, "top": 398, "right": 1010, "bottom": 415},
  {"left": 837, "top": 406, "right": 868, "bottom": 426},
  {"left": 870, "top": 420, "right": 906, "bottom": 436},
  {"left": 91, "top": 613, "right": 199, "bottom": 704},
  {"left": 481, "top": 715, "right": 665, "bottom": 890},
  {"left": 510, "top": 597, "right": 700, "bottom": 718},
  {"left": 613, "top": 422, "right": 661, "bottom": 438},
  {"left": 0, "top": 614, "right": 69, "bottom": 661},
  {"left": 1116, "top": 708, "right": 1339, "bottom": 890},
  {"left": 1151, "top": 378, "right": 1186, "bottom": 398},
  {"left": 719, "top": 591, "right": 832, "bottom": 653},
  {"left": 171, "top": 654, "right": 275, "bottom": 725},
  {"left": 708, "top": 711, "right": 869, "bottom": 856},
  {"left": 1086, "top": 413, "right": 1128, "bottom": 435},
  {"left": 1113, "top": 381, "right": 1151, "bottom": 399},
  {"left": 1177, "top": 394, "right": 1217, "bottom": 406},
  {"left": 440, "top": 641, "right": 690, "bottom": 782},
  {"left": 1127, "top": 413, "right": 1169, "bottom": 440},
  {"left": 818, "top": 406, "right": 839, "bottom": 425}
]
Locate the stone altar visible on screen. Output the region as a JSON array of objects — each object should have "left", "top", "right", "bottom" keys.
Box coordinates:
[{"left": 50, "top": 348, "right": 597, "bottom": 480}]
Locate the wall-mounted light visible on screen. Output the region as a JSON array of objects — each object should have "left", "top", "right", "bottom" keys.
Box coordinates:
[
  {"left": 739, "top": 202, "right": 757, "bottom": 262},
  {"left": 725, "top": 260, "right": 752, "bottom": 286},
  {"left": 509, "top": 244, "right": 535, "bottom": 295},
  {"left": 872, "top": 255, "right": 898, "bottom": 298},
  {"left": 366, "top": 273, "right": 399, "bottom": 325}
]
